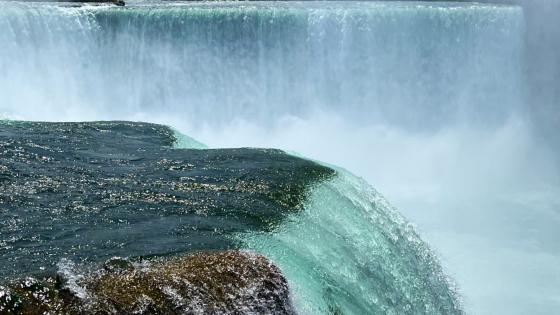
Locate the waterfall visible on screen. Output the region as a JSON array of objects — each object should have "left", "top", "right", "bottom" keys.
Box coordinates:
[
  {"left": 0, "top": 2, "right": 523, "bottom": 130},
  {"left": 2, "top": 2, "right": 558, "bottom": 314},
  {"left": 240, "top": 167, "right": 462, "bottom": 314}
]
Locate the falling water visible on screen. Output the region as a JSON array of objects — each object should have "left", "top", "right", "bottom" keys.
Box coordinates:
[{"left": 0, "top": 1, "right": 558, "bottom": 314}]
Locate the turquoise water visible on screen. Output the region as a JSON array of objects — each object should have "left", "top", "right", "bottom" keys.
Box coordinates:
[
  {"left": 173, "top": 127, "right": 463, "bottom": 314},
  {"left": 0, "top": 121, "right": 461, "bottom": 314},
  {"left": 241, "top": 167, "right": 461, "bottom": 314}
]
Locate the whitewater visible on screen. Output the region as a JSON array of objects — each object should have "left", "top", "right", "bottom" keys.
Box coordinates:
[{"left": 0, "top": 1, "right": 559, "bottom": 314}]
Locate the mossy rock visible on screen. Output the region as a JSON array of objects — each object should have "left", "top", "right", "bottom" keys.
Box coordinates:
[{"left": 1, "top": 251, "right": 296, "bottom": 315}]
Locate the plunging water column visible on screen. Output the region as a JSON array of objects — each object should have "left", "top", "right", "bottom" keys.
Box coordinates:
[{"left": 0, "top": 2, "right": 523, "bottom": 129}]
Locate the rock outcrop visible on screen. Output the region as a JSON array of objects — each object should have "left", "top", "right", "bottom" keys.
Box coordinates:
[{"left": 0, "top": 251, "right": 296, "bottom": 314}]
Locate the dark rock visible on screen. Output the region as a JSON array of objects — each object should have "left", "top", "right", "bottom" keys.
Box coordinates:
[
  {"left": 102, "top": 257, "right": 135, "bottom": 274},
  {"left": 0, "top": 251, "right": 296, "bottom": 315}
]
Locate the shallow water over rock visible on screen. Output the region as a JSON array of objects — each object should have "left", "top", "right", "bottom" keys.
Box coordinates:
[{"left": 0, "top": 121, "right": 333, "bottom": 280}]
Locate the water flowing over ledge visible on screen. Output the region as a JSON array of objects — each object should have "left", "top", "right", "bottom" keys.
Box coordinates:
[
  {"left": 2, "top": 1, "right": 546, "bottom": 314},
  {"left": 0, "top": 121, "right": 461, "bottom": 314},
  {"left": 0, "top": 1, "right": 523, "bottom": 130},
  {"left": 240, "top": 167, "right": 462, "bottom": 314}
]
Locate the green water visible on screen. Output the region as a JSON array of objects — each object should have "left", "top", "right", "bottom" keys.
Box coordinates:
[{"left": 241, "top": 167, "right": 461, "bottom": 314}]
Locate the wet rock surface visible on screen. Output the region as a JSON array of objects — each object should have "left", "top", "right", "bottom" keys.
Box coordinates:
[
  {"left": 0, "top": 251, "right": 296, "bottom": 315},
  {"left": 0, "top": 121, "right": 334, "bottom": 280}
]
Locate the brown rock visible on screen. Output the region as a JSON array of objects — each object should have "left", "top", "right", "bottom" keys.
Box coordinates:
[{"left": 0, "top": 251, "right": 296, "bottom": 315}]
